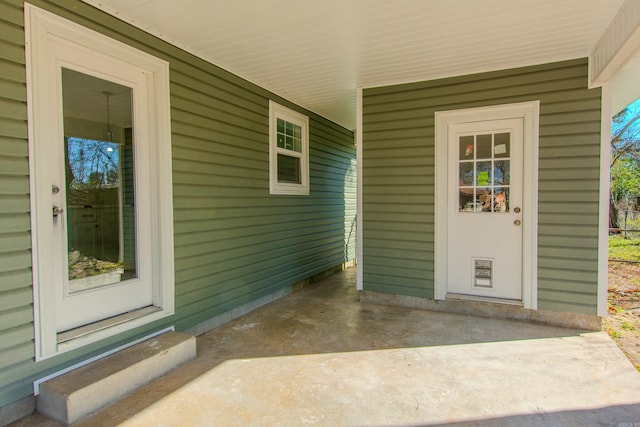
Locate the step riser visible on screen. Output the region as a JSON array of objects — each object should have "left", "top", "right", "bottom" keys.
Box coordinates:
[{"left": 37, "top": 331, "right": 196, "bottom": 425}]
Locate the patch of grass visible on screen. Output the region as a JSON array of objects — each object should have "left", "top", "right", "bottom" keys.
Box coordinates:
[
  {"left": 607, "top": 327, "right": 623, "bottom": 339},
  {"left": 621, "top": 320, "right": 637, "bottom": 331},
  {"left": 609, "top": 235, "right": 640, "bottom": 261}
]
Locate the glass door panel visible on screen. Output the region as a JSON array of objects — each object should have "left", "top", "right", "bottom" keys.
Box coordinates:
[{"left": 61, "top": 68, "right": 136, "bottom": 294}]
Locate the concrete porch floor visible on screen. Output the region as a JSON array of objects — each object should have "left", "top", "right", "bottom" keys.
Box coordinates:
[{"left": 13, "top": 267, "right": 640, "bottom": 426}]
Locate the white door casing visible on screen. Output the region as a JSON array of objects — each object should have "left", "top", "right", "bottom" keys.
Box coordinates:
[
  {"left": 26, "top": 5, "right": 175, "bottom": 359},
  {"left": 434, "top": 102, "right": 539, "bottom": 309}
]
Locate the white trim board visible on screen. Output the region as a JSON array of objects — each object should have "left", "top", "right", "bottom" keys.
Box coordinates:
[
  {"left": 434, "top": 101, "right": 540, "bottom": 310},
  {"left": 590, "top": 0, "right": 640, "bottom": 88},
  {"left": 356, "top": 88, "right": 364, "bottom": 291},
  {"left": 597, "top": 84, "right": 612, "bottom": 317}
]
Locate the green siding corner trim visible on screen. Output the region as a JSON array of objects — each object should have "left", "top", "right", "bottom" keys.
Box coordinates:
[
  {"left": 0, "top": 0, "right": 355, "bottom": 408},
  {"left": 362, "top": 58, "right": 601, "bottom": 315}
]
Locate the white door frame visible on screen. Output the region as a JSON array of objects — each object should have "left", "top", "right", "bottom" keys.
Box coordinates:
[
  {"left": 26, "top": 5, "right": 175, "bottom": 360},
  {"left": 434, "top": 101, "right": 540, "bottom": 309}
]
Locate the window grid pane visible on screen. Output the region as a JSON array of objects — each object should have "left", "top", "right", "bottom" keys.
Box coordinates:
[
  {"left": 277, "top": 118, "right": 302, "bottom": 153},
  {"left": 458, "top": 133, "right": 511, "bottom": 213}
]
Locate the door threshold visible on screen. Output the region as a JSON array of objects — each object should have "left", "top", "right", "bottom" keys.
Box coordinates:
[
  {"left": 57, "top": 306, "right": 161, "bottom": 344},
  {"left": 446, "top": 293, "right": 523, "bottom": 306}
]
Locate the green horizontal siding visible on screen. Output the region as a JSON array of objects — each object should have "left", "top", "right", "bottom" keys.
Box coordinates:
[
  {"left": 0, "top": 0, "right": 36, "bottom": 408},
  {"left": 362, "top": 58, "right": 601, "bottom": 314},
  {"left": 0, "top": 0, "right": 355, "bottom": 408}
]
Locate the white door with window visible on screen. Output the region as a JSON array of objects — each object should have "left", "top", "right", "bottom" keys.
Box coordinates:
[
  {"left": 446, "top": 119, "right": 524, "bottom": 300},
  {"left": 53, "top": 63, "right": 153, "bottom": 332},
  {"left": 27, "top": 5, "right": 174, "bottom": 359},
  {"left": 435, "top": 102, "right": 539, "bottom": 307}
]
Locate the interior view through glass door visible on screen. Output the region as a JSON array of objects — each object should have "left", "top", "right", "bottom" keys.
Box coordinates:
[{"left": 62, "top": 69, "right": 136, "bottom": 295}]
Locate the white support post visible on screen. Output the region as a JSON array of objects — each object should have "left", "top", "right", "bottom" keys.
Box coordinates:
[{"left": 356, "top": 88, "right": 364, "bottom": 291}]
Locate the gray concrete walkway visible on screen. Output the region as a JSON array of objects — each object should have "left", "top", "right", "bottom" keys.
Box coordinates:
[{"left": 14, "top": 267, "right": 640, "bottom": 426}]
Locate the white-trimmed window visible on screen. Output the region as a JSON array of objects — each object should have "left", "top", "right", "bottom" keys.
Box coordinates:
[{"left": 269, "top": 101, "right": 310, "bottom": 195}]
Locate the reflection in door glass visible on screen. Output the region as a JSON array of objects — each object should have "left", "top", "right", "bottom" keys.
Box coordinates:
[
  {"left": 494, "top": 160, "right": 510, "bottom": 185},
  {"left": 459, "top": 162, "right": 474, "bottom": 186},
  {"left": 476, "top": 134, "right": 492, "bottom": 159},
  {"left": 62, "top": 68, "right": 136, "bottom": 293},
  {"left": 458, "top": 132, "right": 511, "bottom": 213},
  {"left": 459, "top": 135, "right": 474, "bottom": 160},
  {"left": 476, "top": 161, "right": 492, "bottom": 186},
  {"left": 494, "top": 133, "right": 510, "bottom": 158}
]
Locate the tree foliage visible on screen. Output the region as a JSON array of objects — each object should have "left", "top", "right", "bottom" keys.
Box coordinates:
[
  {"left": 611, "top": 99, "right": 640, "bottom": 229},
  {"left": 67, "top": 137, "right": 119, "bottom": 189},
  {"left": 611, "top": 157, "right": 640, "bottom": 202}
]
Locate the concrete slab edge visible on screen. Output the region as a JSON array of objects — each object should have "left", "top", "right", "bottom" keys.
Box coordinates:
[
  {"left": 184, "top": 287, "right": 293, "bottom": 337},
  {"left": 0, "top": 395, "right": 36, "bottom": 426},
  {"left": 361, "top": 290, "right": 602, "bottom": 330},
  {"left": 185, "top": 261, "right": 355, "bottom": 337}
]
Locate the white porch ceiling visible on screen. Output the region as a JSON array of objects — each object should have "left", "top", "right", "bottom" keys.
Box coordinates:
[{"left": 83, "top": 0, "right": 625, "bottom": 130}]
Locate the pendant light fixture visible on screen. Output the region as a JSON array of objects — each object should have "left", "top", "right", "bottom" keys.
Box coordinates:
[{"left": 102, "top": 90, "right": 113, "bottom": 142}]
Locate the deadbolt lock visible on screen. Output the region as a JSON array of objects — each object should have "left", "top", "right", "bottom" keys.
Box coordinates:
[{"left": 514, "top": 207, "right": 521, "bottom": 213}]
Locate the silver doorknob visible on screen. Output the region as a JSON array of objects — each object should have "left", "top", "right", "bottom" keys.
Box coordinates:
[
  {"left": 52, "top": 206, "right": 64, "bottom": 217},
  {"left": 513, "top": 219, "right": 521, "bottom": 226}
]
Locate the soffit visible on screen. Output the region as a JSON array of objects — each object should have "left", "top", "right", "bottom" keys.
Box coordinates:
[{"left": 82, "top": 0, "right": 625, "bottom": 130}]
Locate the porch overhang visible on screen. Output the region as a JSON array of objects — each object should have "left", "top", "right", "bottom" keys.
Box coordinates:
[{"left": 82, "top": 0, "right": 628, "bottom": 131}]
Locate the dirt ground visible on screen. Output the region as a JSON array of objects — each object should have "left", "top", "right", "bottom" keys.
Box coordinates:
[{"left": 605, "top": 261, "right": 640, "bottom": 371}]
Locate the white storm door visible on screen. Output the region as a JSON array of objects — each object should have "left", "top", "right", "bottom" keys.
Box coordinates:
[
  {"left": 35, "top": 39, "right": 154, "bottom": 333},
  {"left": 446, "top": 118, "right": 524, "bottom": 300}
]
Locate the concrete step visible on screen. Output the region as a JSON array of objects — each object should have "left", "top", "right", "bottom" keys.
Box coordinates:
[{"left": 37, "top": 331, "right": 196, "bottom": 425}]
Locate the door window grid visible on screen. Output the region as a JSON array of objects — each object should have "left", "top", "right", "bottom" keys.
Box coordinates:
[{"left": 458, "top": 133, "right": 511, "bottom": 213}]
